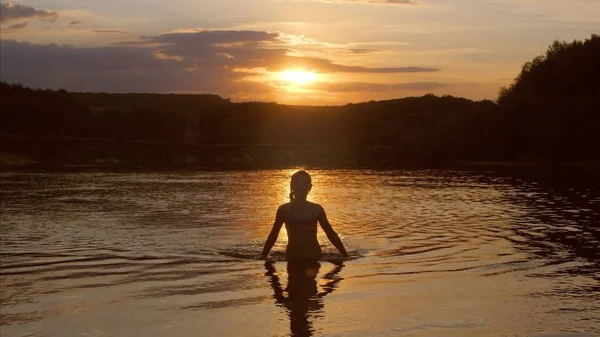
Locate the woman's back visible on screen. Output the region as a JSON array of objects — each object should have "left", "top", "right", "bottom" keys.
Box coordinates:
[{"left": 283, "top": 201, "right": 322, "bottom": 260}]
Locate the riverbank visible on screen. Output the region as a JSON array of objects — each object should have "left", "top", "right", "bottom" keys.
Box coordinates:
[
  {"left": 0, "top": 134, "right": 396, "bottom": 170},
  {"left": 3, "top": 135, "right": 599, "bottom": 174}
]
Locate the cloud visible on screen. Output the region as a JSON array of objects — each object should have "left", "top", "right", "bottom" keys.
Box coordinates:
[
  {"left": 149, "top": 29, "right": 280, "bottom": 45},
  {"left": 92, "top": 29, "right": 126, "bottom": 35},
  {"left": 347, "top": 48, "right": 380, "bottom": 54},
  {"left": 0, "top": 1, "right": 58, "bottom": 24},
  {"left": 69, "top": 20, "right": 83, "bottom": 26},
  {"left": 0, "top": 29, "right": 440, "bottom": 99},
  {"left": 135, "top": 30, "right": 438, "bottom": 74},
  {"left": 4, "top": 21, "right": 28, "bottom": 32},
  {"left": 0, "top": 37, "right": 273, "bottom": 96},
  {"left": 265, "top": 55, "right": 438, "bottom": 73},
  {"left": 313, "top": 81, "right": 446, "bottom": 92}
]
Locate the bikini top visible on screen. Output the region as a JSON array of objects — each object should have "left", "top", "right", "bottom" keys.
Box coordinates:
[{"left": 285, "top": 203, "right": 318, "bottom": 233}]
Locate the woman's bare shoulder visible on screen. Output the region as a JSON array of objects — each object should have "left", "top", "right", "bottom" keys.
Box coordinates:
[
  {"left": 307, "top": 201, "right": 324, "bottom": 212},
  {"left": 277, "top": 202, "right": 291, "bottom": 212},
  {"left": 275, "top": 203, "right": 290, "bottom": 220}
]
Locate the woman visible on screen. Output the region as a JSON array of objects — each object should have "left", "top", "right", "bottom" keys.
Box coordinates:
[{"left": 260, "top": 170, "right": 348, "bottom": 261}]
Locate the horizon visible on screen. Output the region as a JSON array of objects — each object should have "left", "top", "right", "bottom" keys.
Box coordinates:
[
  {"left": 2, "top": 81, "right": 498, "bottom": 107},
  {"left": 1, "top": 0, "right": 599, "bottom": 106}
]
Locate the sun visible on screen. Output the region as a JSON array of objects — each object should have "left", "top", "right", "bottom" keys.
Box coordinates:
[{"left": 279, "top": 70, "right": 317, "bottom": 86}]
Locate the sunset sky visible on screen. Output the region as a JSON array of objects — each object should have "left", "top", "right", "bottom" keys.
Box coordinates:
[{"left": 1, "top": 0, "right": 599, "bottom": 105}]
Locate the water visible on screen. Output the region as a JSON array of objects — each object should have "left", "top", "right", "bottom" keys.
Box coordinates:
[{"left": 1, "top": 169, "right": 599, "bottom": 337}]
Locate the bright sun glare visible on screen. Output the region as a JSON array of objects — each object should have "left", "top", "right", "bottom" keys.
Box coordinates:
[{"left": 279, "top": 70, "right": 317, "bottom": 86}]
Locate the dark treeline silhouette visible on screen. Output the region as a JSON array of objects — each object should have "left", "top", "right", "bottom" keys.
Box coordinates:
[
  {"left": 494, "top": 34, "right": 600, "bottom": 163},
  {"left": 0, "top": 83, "right": 496, "bottom": 164},
  {"left": 70, "top": 92, "right": 229, "bottom": 117},
  {"left": 0, "top": 86, "right": 189, "bottom": 142},
  {"left": 1, "top": 34, "right": 598, "bottom": 167}
]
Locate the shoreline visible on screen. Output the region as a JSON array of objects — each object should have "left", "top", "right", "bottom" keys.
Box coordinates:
[
  {"left": 2, "top": 135, "right": 599, "bottom": 173},
  {"left": 2, "top": 154, "right": 599, "bottom": 174}
]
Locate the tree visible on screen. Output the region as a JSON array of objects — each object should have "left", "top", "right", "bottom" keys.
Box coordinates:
[{"left": 496, "top": 34, "right": 600, "bottom": 162}]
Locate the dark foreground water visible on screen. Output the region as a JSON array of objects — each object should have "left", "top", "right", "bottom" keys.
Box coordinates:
[{"left": 1, "top": 169, "right": 599, "bottom": 337}]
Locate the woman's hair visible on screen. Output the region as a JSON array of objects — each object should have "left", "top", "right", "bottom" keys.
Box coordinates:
[{"left": 289, "top": 170, "right": 312, "bottom": 201}]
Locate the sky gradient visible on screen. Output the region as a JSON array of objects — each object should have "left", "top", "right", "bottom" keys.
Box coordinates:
[{"left": 1, "top": 0, "right": 599, "bottom": 105}]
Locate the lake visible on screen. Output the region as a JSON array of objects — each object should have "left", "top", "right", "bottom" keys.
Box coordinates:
[{"left": 1, "top": 169, "right": 599, "bottom": 337}]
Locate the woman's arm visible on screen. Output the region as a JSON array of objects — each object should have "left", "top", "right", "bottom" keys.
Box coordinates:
[
  {"left": 261, "top": 206, "right": 285, "bottom": 259},
  {"left": 317, "top": 205, "right": 349, "bottom": 258}
]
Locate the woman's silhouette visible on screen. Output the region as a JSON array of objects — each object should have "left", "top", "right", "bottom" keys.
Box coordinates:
[
  {"left": 261, "top": 170, "right": 348, "bottom": 261},
  {"left": 264, "top": 260, "right": 345, "bottom": 337}
]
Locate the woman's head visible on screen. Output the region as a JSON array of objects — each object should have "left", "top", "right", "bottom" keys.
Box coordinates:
[{"left": 289, "top": 170, "right": 312, "bottom": 201}]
